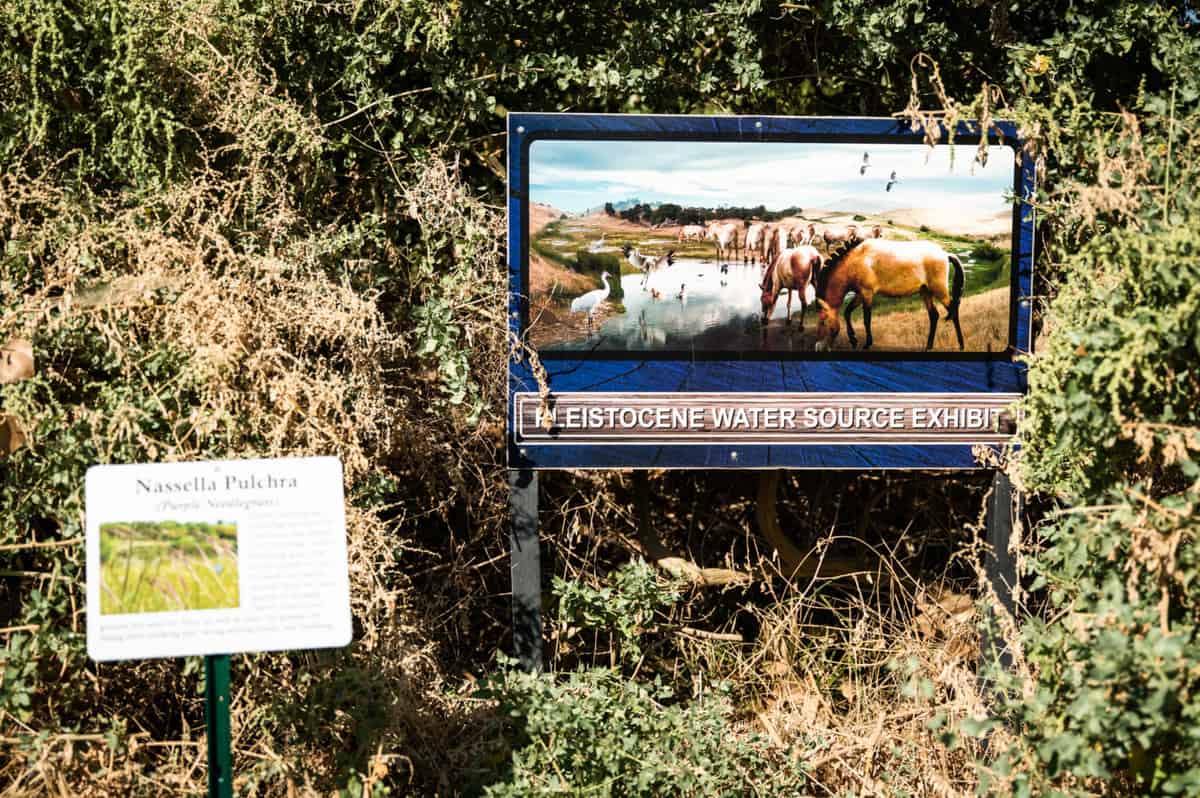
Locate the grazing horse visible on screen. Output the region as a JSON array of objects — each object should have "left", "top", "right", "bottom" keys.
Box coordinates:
[
  {"left": 677, "top": 224, "right": 707, "bottom": 242},
  {"left": 813, "top": 238, "right": 966, "bottom": 351},
  {"left": 706, "top": 222, "right": 740, "bottom": 263},
  {"left": 764, "top": 225, "right": 790, "bottom": 268},
  {"left": 743, "top": 223, "right": 767, "bottom": 264},
  {"left": 761, "top": 246, "right": 821, "bottom": 328}
]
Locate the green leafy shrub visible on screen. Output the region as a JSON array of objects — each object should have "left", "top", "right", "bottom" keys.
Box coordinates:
[
  {"left": 554, "top": 560, "right": 680, "bottom": 664},
  {"left": 982, "top": 215, "right": 1200, "bottom": 796},
  {"left": 574, "top": 250, "right": 624, "bottom": 301},
  {"left": 479, "top": 665, "right": 810, "bottom": 797},
  {"left": 970, "top": 242, "right": 1005, "bottom": 261},
  {"left": 953, "top": 9, "right": 1200, "bottom": 794}
]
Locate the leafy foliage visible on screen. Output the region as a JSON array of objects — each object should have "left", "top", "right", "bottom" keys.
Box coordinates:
[
  {"left": 554, "top": 560, "right": 681, "bottom": 664},
  {"left": 1, "top": 0, "right": 1199, "bottom": 795},
  {"left": 481, "top": 664, "right": 810, "bottom": 797}
]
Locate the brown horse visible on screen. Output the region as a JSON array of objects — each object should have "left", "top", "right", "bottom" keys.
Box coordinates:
[
  {"left": 813, "top": 238, "right": 965, "bottom": 351},
  {"left": 761, "top": 246, "right": 821, "bottom": 328}
]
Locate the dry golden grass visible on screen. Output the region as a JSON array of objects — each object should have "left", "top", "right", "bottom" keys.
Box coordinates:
[
  {"left": 538, "top": 469, "right": 1020, "bottom": 798},
  {"left": 820, "top": 287, "right": 1011, "bottom": 353},
  {"left": 529, "top": 202, "right": 562, "bottom": 234},
  {"left": 528, "top": 250, "right": 596, "bottom": 297},
  {"left": 0, "top": 141, "right": 507, "bottom": 794},
  {"left": 714, "top": 586, "right": 986, "bottom": 796}
]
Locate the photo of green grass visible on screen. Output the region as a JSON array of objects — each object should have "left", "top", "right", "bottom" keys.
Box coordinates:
[{"left": 99, "top": 521, "right": 239, "bottom": 615}]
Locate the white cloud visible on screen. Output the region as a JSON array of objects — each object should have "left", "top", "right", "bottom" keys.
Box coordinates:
[{"left": 529, "top": 140, "right": 1015, "bottom": 215}]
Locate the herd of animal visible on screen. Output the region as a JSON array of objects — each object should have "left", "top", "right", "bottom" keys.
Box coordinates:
[
  {"left": 572, "top": 219, "right": 969, "bottom": 351},
  {"left": 678, "top": 219, "right": 882, "bottom": 266}
]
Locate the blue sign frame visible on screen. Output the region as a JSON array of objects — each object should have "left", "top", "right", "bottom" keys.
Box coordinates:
[{"left": 508, "top": 113, "right": 1034, "bottom": 470}]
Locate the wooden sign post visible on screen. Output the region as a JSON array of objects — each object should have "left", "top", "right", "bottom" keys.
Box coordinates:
[{"left": 506, "top": 113, "right": 1034, "bottom": 670}]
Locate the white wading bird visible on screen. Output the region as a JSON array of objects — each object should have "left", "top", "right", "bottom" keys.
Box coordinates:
[
  {"left": 588, "top": 233, "right": 606, "bottom": 253},
  {"left": 622, "top": 244, "right": 675, "bottom": 288},
  {"left": 571, "top": 271, "right": 612, "bottom": 332}
]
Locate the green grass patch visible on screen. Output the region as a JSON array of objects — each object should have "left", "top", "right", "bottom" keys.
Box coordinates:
[{"left": 99, "top": 521, "right": 240, "bottom": 614}]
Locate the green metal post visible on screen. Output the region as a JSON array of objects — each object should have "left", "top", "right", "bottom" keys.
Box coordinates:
[{"left": 205, "top": 654, "right": 233, "bottom": 798}]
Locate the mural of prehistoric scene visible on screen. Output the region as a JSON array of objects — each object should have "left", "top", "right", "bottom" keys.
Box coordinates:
[
  {"left": 525, "top": 140, "right": 1015, "bottom": 352},
  {"left": 98, "top": 520, "right": 240, "bottom": 614}
]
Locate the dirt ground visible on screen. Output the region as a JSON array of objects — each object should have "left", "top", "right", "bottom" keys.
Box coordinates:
[{"left": 527, "top": 294, "right": 622, "bottom": 350}]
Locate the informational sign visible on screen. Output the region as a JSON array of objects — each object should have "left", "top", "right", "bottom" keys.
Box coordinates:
[
  {"left": 507, "top": 113, "right": 1034, "bottom": 469},
  {"left": 86, "top": 456, "right": 351, "bottom": 661}
]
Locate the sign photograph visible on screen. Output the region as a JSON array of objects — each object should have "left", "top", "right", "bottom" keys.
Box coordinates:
[
  {"left": 526, "top": 139, "right": 1015, "bottom": 354},
  {"left": 85, "top": 456, "right": 352, "bottom": 661},
  {"left": 508, "top": 114, "right": 1035, "bottom": 470}
]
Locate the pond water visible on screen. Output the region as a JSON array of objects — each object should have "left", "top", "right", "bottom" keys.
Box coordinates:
[{"left": 549, "top": 257, "right": 820, "bottom": 352}]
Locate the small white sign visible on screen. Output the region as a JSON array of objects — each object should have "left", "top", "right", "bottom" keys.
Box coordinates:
[{"left": 86, "top": 456, "right": 352, "bottom": 661}]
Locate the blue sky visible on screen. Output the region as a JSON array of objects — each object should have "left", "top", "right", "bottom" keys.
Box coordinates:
[{"left": 529, "top": 140, "right": 1015, "bottom": 216}]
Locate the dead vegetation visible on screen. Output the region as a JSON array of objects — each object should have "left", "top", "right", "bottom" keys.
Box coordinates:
[
  {"left": 526, "top": 468, "right": 1026, "bottom": 796},
  {"left": 0, "top": 132, "right": 1028, "bottom": 795},
  {"left": 0, "top": 143, "right": 510, "bottom": 793}
]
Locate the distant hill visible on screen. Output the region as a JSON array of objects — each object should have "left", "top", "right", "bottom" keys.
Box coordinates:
[{"left": 530, "top": 202, "right": 567, "bottom": 233}]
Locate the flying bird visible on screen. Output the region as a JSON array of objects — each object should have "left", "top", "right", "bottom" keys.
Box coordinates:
[
  {"left": 570, "top": 271, "right": 612, "bottom": 332},
  {"left": 623, "top": 245, "right": 676, "bottom": 288},
  {"left": 860, "top": 151, "right": 871, "bottom": 175},
  {"left": 676, "top": 283, "right": 686, "bottom": 301},
  {"left": 886, "top": 170, "right": 900, "bottom": 192}
]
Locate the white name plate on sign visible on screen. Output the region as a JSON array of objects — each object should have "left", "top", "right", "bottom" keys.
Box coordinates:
[{"left": 86, "top": 456, "right": 351, "bottom": 661}]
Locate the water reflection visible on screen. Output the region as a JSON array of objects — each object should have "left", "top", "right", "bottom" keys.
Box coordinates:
[{"left": 549, "top": 257, "right": 817, "bottom": 352}]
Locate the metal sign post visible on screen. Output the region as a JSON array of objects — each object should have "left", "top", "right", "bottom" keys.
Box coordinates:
[
  {"left": 982, "top": 471, "right": 1018, "bottom": 675},
  {"left": 205, "top": 654, "right": 233, "bottom": 798},
  {"left": 509, "top": 468, "right": 543, "bottom": 671}
]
